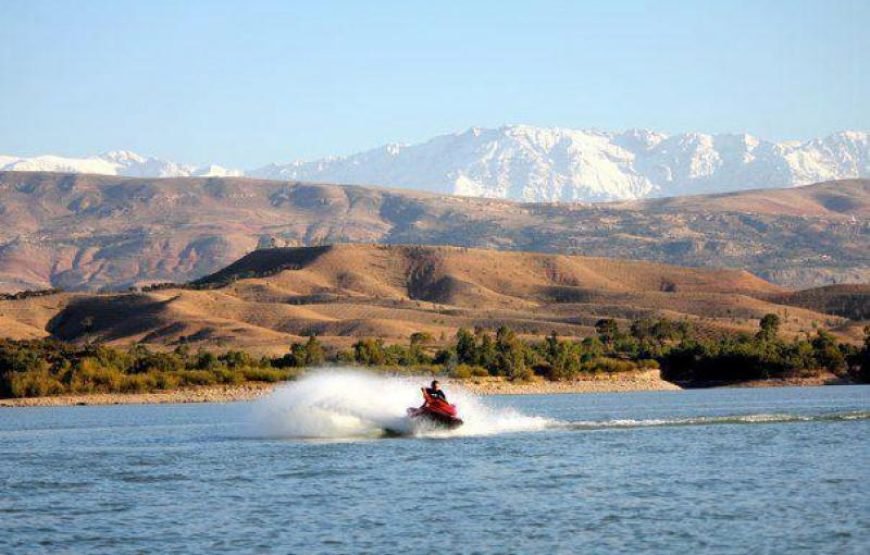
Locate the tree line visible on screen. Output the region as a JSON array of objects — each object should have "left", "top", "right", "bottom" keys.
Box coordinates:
[
  {"left": 339, "top": 315, "right": 867, "bottom": 384},
  {"left": 1, "top": 315, "right": 868, "bottom": 399}
]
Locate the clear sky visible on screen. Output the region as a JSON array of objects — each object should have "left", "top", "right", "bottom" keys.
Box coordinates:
[{"left": 1, "top": 0, "right": 867, "bottom": 168}]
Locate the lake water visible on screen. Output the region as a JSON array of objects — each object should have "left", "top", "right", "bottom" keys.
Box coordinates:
[{"left": 1, "top": 375, "right": 868, "bottom": 554}]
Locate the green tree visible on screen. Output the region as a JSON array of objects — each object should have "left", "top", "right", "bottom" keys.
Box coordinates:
[
  {"left": 353, "top": 338, "right": 386, "bottom": 365},
  {"left": 675, "top": 320, "right": 693, "bottom": 341},
  {"left": 220, "top": 350, "right": 254, "bottom": 369},
  {"left": 494, "top": 326, "right": 530, "bottom": 380},
  {"left": 757, "top": 314, "right": 781, "bottom": 342},
  {"left": 595, "top": 318, "right": 619, "bottom": 344},
  {"left": 811, "top": 330, "right": 845, "bottom": 375},
  {"left": 651, "top": 319, "right": 676, "bottom": 342},
  {"left": 407, "top": 332, "right": 432, "bottom": 365},
  {"left": 544, "top": 331, "right": 560, "bottom": 362},
  {"left": 630, "top": 319, "right": 653, "bottom": 341},
  {"left": 196, "top": 351, "right": 220, "bottom": 371},
  {"left": 580, "top": 336, "right": 604, "bottom": 362},
  {"left": 304, "top": 335, "right": 325, "bottom": 366},
  {"left": 455, "top": 328, "right": 477, "bottom": 365},
  {"left": 544, "top": 335, "right": 581, "bottom": 380}
]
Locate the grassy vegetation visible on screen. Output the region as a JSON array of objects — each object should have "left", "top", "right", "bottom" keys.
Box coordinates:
[
  {"left": 418, "top": 316, "right": 869, "bottom": 386},
  {"left": 1, "top": 315, "right": 868, "bottom": 399},
  {"left": 0, "top": 341, "right": 301, "bottom": 399}
]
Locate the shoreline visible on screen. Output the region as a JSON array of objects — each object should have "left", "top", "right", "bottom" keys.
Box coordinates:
[
  {"left": 0, "top": 370, "right": 858, "bottom": 408},
  {"left": 0, "top": 370, "right": 678, "bottom": 407},
  {"left": 0, "top": 383, "right": 277, "bottom": 408},
  {"left": 458, "top": 370, "right": 682, "bottom": 395}
]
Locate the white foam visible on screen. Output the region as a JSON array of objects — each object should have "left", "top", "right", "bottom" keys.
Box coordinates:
[{"left": 249, "top": 369, "right": 551, "bottom": 440}]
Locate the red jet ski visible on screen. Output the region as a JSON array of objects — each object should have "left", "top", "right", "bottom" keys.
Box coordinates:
[{"left": 407, "top": 388, "right": 464, "bottom": 429}]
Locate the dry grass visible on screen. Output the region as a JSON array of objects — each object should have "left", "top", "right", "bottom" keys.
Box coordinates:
[
  {"left": 628, "top": 178, "right": 870, "bottom": 217},
  {"left": 0, "top": 244, "right": 858, "bottom": 349}
]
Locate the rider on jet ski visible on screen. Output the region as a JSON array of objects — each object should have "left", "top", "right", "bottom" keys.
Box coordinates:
[
  {"left": 425, "top": 380, "right": 447, "bottom": 402},
  {"left": 407, "top": 379, "right": 463, "bottom": 428}
]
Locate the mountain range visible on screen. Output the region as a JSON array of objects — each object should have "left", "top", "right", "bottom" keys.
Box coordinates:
[
  {"left": 0, "top": 150, "right": 241, "bottom": 180},
  {"left": 2, "top": 126, "right": 867, "bottom": 202},
  {"left": 0, "top": 172, "right": 866, "bottom": 294}
]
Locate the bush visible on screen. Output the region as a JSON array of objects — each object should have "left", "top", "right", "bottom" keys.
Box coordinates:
[
  {"left": 509, "top": 365, "right": 535, "bottom": 382},
  {"left": 584, "top": 357, "right": 636, "bottom": 374},
  {"left": 470, "top": 365, "right": 490, "bottom": 377},
  {"left": 9, "top": 369, "right": 65, "bottom": 398},
  {"left": 153, "top": 372, "right": 180, "bottom": 391},
  {"left": 211, "top": 367, "right": 244, "bottom": 385},
  {"left": 176, "top": 370, "right": 218, "bottom": 387},
  {"left": 241, "top": 367, "right": 296, "bottom": 383},
  {"left": 449, "top": 364, "right": 486, "bottom": 380},
  {"left": 121, "top": 373, "right": 156, "bottom": 393},
  {"left": 70, "top": 359, "right": 125, "bottom": 394},
  {"left": 353, "top": 339, "right": 387, "bottom": 365}
]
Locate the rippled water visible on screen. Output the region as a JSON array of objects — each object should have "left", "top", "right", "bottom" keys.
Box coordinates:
[{"left": 1, "top": 381, "right": 868, "bottom": 554}]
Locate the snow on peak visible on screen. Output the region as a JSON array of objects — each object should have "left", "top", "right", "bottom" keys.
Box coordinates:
[
  {"left": 2, "top": 127, "right": 867, "bottom": 202},
  {"left": 0, "top": 150, "right": 242, "bottom": 179},
  {"left": 102, "top": 150, "right": 147, "bottom": 164},
  {"left": 251, "top": 127, "right": 868, "bottom": 201},
  {"left": 193, "top": 165, "right": 243, "bottom": 177}
]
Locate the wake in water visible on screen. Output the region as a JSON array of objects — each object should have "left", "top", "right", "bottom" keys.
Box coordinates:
[
  {"left": 250, "top": 369, "right": 551, "bottom": 439},
  {"left": 551, "top": 411, "right": 870, "bottom": 432}
]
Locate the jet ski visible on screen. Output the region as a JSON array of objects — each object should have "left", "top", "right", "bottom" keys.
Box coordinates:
[{"left": 407, "top": 388, "right": 464, "bottom": 429}]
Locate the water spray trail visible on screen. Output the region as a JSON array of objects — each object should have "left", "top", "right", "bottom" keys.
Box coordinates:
[{"left": 249, "top": 369, "right": 551, "bottom": 439}]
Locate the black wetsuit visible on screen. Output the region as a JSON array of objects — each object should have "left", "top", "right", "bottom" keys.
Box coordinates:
[{"left": 426, "top": 387, "right": 447, "bottom": 402}]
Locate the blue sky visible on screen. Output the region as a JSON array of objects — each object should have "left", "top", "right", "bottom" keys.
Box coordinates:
[{"left": 2, "top": 0, "right": 867, "bottom": 167}]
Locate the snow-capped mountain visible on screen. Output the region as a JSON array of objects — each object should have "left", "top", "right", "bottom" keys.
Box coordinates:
[
  {"left": 0, "top": 150, "right": 240, "bottom": 179},
  {"left": 2, "top": 127, "right": 867, "bottom": 201},
  {"left": 250, "top": 127, "right": 869, "bottom": 201}
]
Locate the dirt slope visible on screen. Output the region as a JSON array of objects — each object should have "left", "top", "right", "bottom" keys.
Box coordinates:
[{"left": 1, "top": 245, "right": 855, "bottom": 352}]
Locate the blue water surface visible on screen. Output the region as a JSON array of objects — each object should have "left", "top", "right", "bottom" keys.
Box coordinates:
[{"left": 1, "top": 386, "right": 868, "bottom": 554}]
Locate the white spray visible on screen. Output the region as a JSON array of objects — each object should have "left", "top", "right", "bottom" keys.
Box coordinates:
[{"left": 249, "top": 369, "right": 551, "bottom": 440}]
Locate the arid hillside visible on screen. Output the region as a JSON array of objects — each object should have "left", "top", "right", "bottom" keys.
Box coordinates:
[
  {"left": 767, "top": 284, "right": 870, "bottom": 321},
  {"left": 0, "top": 245, "right": 860, "bottom": 353},
  {"left": 0, "top": 172, "right": 867, "bottom": 293}
]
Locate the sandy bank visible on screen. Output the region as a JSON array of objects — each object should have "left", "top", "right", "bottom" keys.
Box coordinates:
[
  {"left": 458, "top": 370, "right": 682, "bottom": 395},
  {"left": 0, "top": 383, "right": 276, "bottom": 408}
]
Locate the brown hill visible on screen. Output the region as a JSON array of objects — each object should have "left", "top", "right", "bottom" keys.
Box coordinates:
[
  {"left": 626, "top": 178, "right": 870, "bottom": 217},
  {"left": 0, "top": 245, "right": 856, "bottom": 353},
  {"left": 768, "top": 284, "right": 870, "bottom": 321},
  {"left": 0, "top": 172, "right": 867, "bottom": 293}
]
